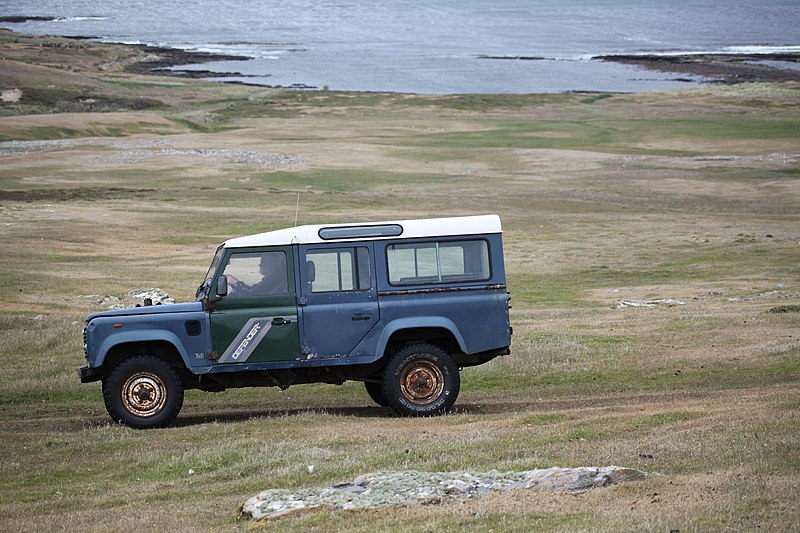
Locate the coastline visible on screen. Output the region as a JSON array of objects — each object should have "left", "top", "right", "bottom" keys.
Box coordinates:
[
  {"left": 85, "top": 44, "right": 800, "bottom": 88},
  {"left": 596, "top": 53, "right": 800, "bottom": 85},
  {"left": 92, "top": 43, "right": 800, "bottom": 87},
  {"left": 2, "top": 26, "right": 800, "bottom": 90},
  {"left": 0, "top": 27, "right": 250, "bottom": 79},
  {"left": 117, "top": 44, "right": 251, "bottom": 78},
  {"left": 2, "top": 6, "right": 800, "bottom": 91}
]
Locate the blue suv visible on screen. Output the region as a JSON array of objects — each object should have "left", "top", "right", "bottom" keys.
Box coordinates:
[{"left": 80, "top": 215, "right": 512, "bottom": 428}]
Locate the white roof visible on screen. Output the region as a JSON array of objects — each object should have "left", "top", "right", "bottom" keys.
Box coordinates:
[{"left": 223, "top": 214, "right": 501, "bottom": 248}]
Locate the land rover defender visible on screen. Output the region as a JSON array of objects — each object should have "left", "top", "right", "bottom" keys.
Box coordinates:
[{"left": 80, "top": 214, "right": 512, "bottom": 428}]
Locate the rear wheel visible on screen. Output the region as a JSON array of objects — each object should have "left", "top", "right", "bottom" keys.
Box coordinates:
[
  {"left": 102, "top": 355, "right": 184, "bottom": 429},
  {"left": 382, "top": 343, "right": 460, "bottom": 416}
]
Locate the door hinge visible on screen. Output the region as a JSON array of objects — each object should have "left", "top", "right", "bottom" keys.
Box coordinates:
[{"left": 297, "top": 296, "right": 308, "bottom": 306}]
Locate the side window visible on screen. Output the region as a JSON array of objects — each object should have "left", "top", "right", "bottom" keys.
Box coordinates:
[
  {"left": 387, "top": 240, "right": 490, "bottom": 285},
  {"left": 223, "top": 251, "right": 288, "bottom": 297},
  {"left": 306, "top": 247, "right": 371, "bottom": 293}
]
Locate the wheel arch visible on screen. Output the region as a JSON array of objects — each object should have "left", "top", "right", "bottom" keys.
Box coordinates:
[
  {"left": 99, "top": 335, "right": 188, "bottom": 377},
  {"left": 377, "top": 317, "right": 467, "bottom": 360}
]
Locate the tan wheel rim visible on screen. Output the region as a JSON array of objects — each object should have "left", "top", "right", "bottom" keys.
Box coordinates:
[
  {"left": 400, "top": 361, "right": 444, "bottom": 405},
  {"left": 122, "top": 371, "right": 167, "bottom": 417}
]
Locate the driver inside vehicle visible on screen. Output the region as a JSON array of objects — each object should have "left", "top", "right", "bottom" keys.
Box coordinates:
[{"left": 225, "top": 251, "right": 288, "bottom": 297}]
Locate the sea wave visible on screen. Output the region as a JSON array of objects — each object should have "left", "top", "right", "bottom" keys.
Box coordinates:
[
  {"left": 174, "top": 43, "right": 300, "bottom": 60},
  {"left": 622, "top": 45, "right": 800, "bottom": 57},
  {"left": 721, "top": 45, "right": 800, "bottom": 55},
  {"left": 93, "top": 38, "right": 296, "bottom": 60},
  {"left": 55, "top": 16, "right": 108, "bottom": 22}
]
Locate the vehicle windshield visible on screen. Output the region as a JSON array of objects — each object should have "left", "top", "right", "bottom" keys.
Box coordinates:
[{"left": 196, "top": 246, "right": 224, "bottom": 300}]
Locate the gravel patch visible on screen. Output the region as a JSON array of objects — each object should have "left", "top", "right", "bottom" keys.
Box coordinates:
[
  {"left": 613, "top": 153, "right": 800, "bottom": 167},
  {"left": 242, "top": 466, "right": 649, "bottom": 521},
  {"left": 98, "top": 147, "right": 304, "bottom": 169},
  {"left": 0, "top": 137, "right": 175, "bottom": 156},
  {"left": 0, "top": 138, "right": 305, "bottom": 169}
]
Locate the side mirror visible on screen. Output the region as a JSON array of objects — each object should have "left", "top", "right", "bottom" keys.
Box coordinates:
[{"left": 216, "top": 275, "right": 228, "bottom": 297}]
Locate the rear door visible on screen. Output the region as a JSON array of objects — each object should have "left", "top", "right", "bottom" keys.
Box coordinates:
[
  {"left": 209, "top": 246, "right": 299, "bottom": 363},
  {"left": 297, "top": 243, "right": 379, "bottom": 359}
]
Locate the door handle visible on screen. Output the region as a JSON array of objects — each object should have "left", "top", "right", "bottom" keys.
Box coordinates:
[
  {"left": 272, "top": 317, "right": 289, "bottom": 326},
  {"left": 352, "top": 314, "right": 372, "bottom": 321}
]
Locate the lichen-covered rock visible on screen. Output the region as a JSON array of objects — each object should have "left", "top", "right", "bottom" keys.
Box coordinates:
[
  {"left": 128, "top": 288, "right": 175, "bottom": 306},
  {"left": 80, "top": 288, "right": 176, "bottom": 309},
  {"left": 242, "top": 466, "right": 649, "bottom": 521},
  {"left": 613, "top": 298, "right": 685, "bottom": 309}
]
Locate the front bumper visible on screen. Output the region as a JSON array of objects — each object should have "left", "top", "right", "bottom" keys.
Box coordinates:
[{"left": 78, "top": 365, "right": 102, "bottom": 383}]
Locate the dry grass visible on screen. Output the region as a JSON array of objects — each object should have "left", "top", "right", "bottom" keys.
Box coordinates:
[{"left": 0, "top": 32, "right": 799, "bottom": 531}]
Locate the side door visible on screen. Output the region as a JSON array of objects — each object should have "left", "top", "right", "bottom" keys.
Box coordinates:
[
  {"left": 297, "top": 243, "right": 379, "bottom": 359},
  {"left": 210, "top": 246, "right": 299, "bottom": 364}
]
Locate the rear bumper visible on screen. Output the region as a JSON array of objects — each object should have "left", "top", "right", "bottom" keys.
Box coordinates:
[
  {"left": 454, "top": 346, "right": 510, "bottom": 368},
  {"left": 78, "top": 365, "right": 102, "bottom": 383}
]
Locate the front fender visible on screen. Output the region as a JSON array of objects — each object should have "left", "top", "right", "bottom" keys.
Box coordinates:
[
  {"left": 94, "top": 330, "right": 190, "bottom": 369},
  {"left": 374, "top": 316, "right": 467, "bottom": 358}
]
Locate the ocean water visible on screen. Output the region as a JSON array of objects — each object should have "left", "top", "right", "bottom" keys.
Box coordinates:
[{"left": 2, "top": 0, "right": 799, "bottom": 93}]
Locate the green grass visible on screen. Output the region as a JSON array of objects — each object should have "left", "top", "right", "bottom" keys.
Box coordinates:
[
  {"left": 403, "top": 120, "right": 699, "bottom": 155},
  {"left": 93, "top": 76, "right": 192, "bottom": 88},
  {"left": 769, "top": 305, "right": 800, "bottom": 313},
  {"left": 0, "top": 121, "right": 185, "bottom": 142},
  {"left": 580, "top": 93, "right": 616, "bottom": 104},
  {"left": 403, "top": 116, "right": 800, "bottom": 155},
  {"left": 465, "top": 361, "right": 799, "bottom": 398},
  {"left": 516, "top": 413, "right": 568, "bottom": 426},
  {"left": 631, "top": 411, "right": 699, "bottom": 428}
]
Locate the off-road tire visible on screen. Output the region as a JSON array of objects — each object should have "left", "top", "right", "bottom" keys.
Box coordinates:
[
  {"left": 382, "top": 343, "right": 460, "bottom": 416},
  {"left": 364, "top": 381, "right": 389, "bottom": 407},
  {"left": 102, "top": 355, "right": 184, "bottom": 429}
]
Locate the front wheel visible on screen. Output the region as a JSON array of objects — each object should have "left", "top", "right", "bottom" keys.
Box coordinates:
[
  {"left": 102, "top": 355, "right": 184, "bottom": 429},
  {"left": 382, "top": 343, "right": 460, "bottom": 416},
  {"left": 364, "top": 381, "right": 389, "bottom": 407}
]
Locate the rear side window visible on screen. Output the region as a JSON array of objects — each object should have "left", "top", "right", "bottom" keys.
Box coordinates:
[
  {"left": 387, "top": 240, "right": 490, "bottom": 285},
  {"left": 306, "top": 247, "right": 371, "bottom": 293}
]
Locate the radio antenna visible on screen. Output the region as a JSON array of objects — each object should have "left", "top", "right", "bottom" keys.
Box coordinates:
[{"left": 294, "top": 191, "right": 301, "bottom": 227}]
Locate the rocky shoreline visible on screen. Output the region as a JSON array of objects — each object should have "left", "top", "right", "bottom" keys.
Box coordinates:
[
  {"left": 124, "top": 48, "right": 800, "bottom": 86},
  {"left": 596, "top": 53, "right": 800, "bottom": 84},
  {"left": 0, "top": 23, "right": 249, "bottom": 78},
  {"left": 118, "top": 44, "right": 250, "bottom": 78},
  {"left": 114, "top": 48, "right": 800, "bottom": 86}
]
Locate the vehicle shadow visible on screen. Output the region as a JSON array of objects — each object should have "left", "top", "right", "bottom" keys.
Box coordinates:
[{"left": 7, "top": 390, "right": 721, "bottom": 433}]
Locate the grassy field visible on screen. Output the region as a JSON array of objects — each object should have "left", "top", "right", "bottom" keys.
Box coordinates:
[{"left": 1, "top": 30, "right": 799, "bottom": 531}]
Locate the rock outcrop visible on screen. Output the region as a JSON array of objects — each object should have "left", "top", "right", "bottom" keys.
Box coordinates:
[{"left": 242, "top": 466, "right": 648, "bottom": 521}]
